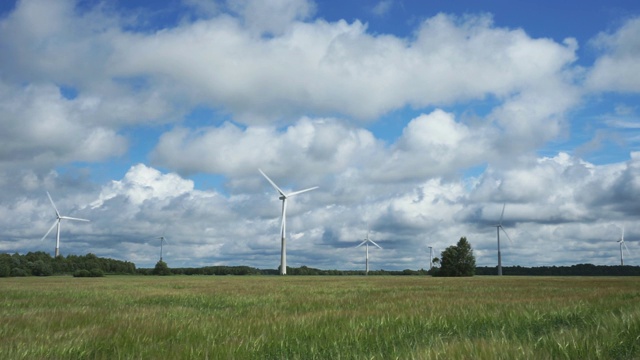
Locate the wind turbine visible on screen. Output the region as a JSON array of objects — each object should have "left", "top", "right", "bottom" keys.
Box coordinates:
[
  {"left": 41, "top": 192, "right": 90, "bottom": 257},
  {"left": 158, "top": 235, "right": 168, "bottom": 261},
  {"left": 493, "top": 203, "right": 512, "bottom": 276},
  {"left": 617, "top": 226, "right": 631, "bottom": 266},
  {"left": 356, "top": 230, "right": 382, "bottom": 275},
  {"left": 259, "top": 169, "right": 318, "bottom": 275}
]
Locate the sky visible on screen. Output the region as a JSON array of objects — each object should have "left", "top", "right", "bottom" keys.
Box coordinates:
[{"left": 1, "top": 0, "right": 639, "bottom": 271}]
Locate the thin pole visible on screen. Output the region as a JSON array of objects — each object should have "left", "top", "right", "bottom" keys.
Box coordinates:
[
  {"left": 280, "top": 198, "right": 287, "bottom": 275},
  {"left": 55, "top": 221, "right": 61, "bottom": 258},
  {"left": 497, "top": 226, "right": 502, "bottom": 276},
  {"left": 365, "top": 243, "right": 369, "bottom": 275}
]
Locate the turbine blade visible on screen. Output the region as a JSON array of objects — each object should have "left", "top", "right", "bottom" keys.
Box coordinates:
[
  {"left": 356, "top": 240, "right": 367, "bottom": 248},
  {"left": 288, "top": 186, "right": 319, "bottom": 197},
  {"left": 499, "top": 203, "right": 506, "bottom": 225},
  {"left": 501, "top": 226, "right": 513, "bottom": 245},
  {"left": 47, "top": 191, "right": 61, "bottom": 218},
  {"left": 41, "top": 220, "right": 59, "bottom": 241},
  {"left": 623, "top": 241, "right": 631, "bottom": 257},
  {"left": 369, "top": 239, "right": 383, "bottom": 249},
  {"left": 60, "top": 216, "right": 90, "bottom": 222},
  {"left": 259, "top": 169, "right": 286, "bottom": 197}
]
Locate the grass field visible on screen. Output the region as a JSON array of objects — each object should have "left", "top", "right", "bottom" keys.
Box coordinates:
[{"left": 1, "top": 275, "right": 639, "bottom": 359}]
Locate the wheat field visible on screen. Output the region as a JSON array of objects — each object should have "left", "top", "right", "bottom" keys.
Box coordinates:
[{"left": 1, "top": 275, "right": 639, "bottom": 359}]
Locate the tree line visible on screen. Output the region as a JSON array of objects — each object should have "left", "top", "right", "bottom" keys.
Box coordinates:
[
  {"left": 476, "top": 264, "right": 640, "bottom": 276},
  {"left": 0, "top": 252, "right": 136, "bottom": 277},
  {"left": 140, "top": 262, "right": 431, "bottom": 276},
  {"left": 2, "top": 251, "right": 640, "bottom": 277}
]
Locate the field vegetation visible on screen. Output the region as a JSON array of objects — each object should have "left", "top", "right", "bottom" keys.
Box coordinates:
[{"left": 1, "top": 276, "right": 639, "bottom": 359}]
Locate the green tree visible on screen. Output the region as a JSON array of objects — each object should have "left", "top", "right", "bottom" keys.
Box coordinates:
[
  {"left": 437, "top": 237, "right": 476, "bottom": 277},
  {"left": 153, "top": 260, "right": 171, "bottom": 276},
  {"left": 427, "top": 257, "right": 441, "bottom": 276}
]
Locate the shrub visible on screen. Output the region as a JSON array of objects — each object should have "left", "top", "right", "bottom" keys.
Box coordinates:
[
  {"left": 11, "top": 268, "right": 27, "bottom": 277},
  {"left": 153, "top": 260, "right": 171, "bottom": 276},
  {"left": 73, "top": 269, "right": 91, "bottom": 278},
  {"left": 89, "top": 268, "right": 105, "bottom": 277}
]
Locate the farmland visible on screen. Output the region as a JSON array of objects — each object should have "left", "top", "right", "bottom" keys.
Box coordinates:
[{"left": 1, "top": 276, "right": 639, "bottom": 359}]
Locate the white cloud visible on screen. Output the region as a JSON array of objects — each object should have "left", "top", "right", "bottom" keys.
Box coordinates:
[
  {"left": 106, "top": 11, "right": 579, "bottom": 123},
  {"left": 227, "top": 0, "right": 316, "bottom": 35},
  {"left": 371, "top": 1, "right": 393, "bottom": 17},
  {"left": 0, "top": 83, "right": 127, "bottom": 169},
  {"left": 151, "top": 118, "right": 381, "bottom": 182},
  {"left": 587, "top": 16, "right": 640, "bottom": 92},
  {"left": 90, "top": 164, "right": 195, "bottom": 208},
  {"left": 0, "top": 1, "right": 639, "bottom": 270},
  {"left": 375, "top": 109, "right": 491, "bottom": 181}
]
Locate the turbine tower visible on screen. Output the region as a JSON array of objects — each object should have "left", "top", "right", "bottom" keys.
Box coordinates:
[
  {"left": 158, "top": 235, "right": 168, "bottom": 261},
  {"left": 428, "top": 246, "right": 433, "bottom": 270},
  {"left": 41, "top": 192, "right": 90, "bottom": 257},
  {"left": 356, "top": 230, "right": 382, "bottom": 275},
  {"left": 618, "top": 226, "right": 630, "bottom": 266},
  {"left": 493, "top": 203, "right": 512, "bottom": 276},
  {"left": 259, "top": 169, "right": 318, "bottom": 275}
]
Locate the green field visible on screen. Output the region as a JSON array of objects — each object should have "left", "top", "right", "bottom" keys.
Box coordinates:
[{"left": 1, "top": 276, "right": 639, "bottom": 359}]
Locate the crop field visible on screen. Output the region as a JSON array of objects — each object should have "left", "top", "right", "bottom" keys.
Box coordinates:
[{"left": 1, "top": 276, "right": 639, "bottom": 359}]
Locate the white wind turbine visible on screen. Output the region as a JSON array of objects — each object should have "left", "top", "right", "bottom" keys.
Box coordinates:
[
  {"left": 493, "top": 203, "right": 512, "bottom": 276},
  {"left": 356, "top": 230, "right": 382, "bottom": 275},
  {"left": 41, "top": 192, "right": 90, "bottom": 257},
  {"left": 617, "top": 226, "right": 631, "bottom": 266},
  {"left": 259, "top": 169, "right": 318, "bottom": 275}
]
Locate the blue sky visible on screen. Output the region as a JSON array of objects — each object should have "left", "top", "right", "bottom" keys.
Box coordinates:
[{"left": 0, "top": 0, "right": 639, "bottom": 271}]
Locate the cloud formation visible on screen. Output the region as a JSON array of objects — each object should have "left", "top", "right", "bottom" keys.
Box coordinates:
[{"left": 0, "top": 0, "right": 639, "bottom": 270}]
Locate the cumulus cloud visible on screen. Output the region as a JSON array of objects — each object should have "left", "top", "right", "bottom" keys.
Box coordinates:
[
  {"left": 107, "top": 10, "right": 580, "bottom": 124},
  {"left": 0, "top": 82, "right": 127, "bottom": 169},
  {"left": 90, "top": 164, "right": 195, "bottom": 208},
  {"left": 151, "top": 118, "right": 381, "bottom": 182},
  {"left": 0, "top": 1, "right": 639, "bottom": 270},
  {"left": 587, "top": 16, "right": 640, "bottom": 92},
  {"left": 227, "top": 0, "right": 316, "bottom": 35},
  {"left": 376, "top": 109, "right": 492, "bottom": 182}
]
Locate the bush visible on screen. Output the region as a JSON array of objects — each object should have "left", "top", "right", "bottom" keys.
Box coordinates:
[
  {"left": 74, "top": 269, "right": 105, "bottom": 277},
  {"left": 153, "top": 260, "right": 171, "bottom": 276},
  {"left": 30, "top": 260, "right": 53, "bottom": 276},
  {"left": 73, "top": 269, "right": 91, "bottom": 277},
  {"left": 89, "top": 268, "right": 105, "bottom": 277},
  {"left": 11, "top": 268, "right": 28, "bottom": 277}
]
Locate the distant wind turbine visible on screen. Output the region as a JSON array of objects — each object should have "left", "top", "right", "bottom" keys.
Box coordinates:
[
  {"left": 356, "top": 230, "right": 382, "bottom": 275},
  {"left": 428, "top": 246, "right": 433, "bottom": 270},
  {"left": 259, "top": 169, "right": 318, "bottom": 275},
  {"left": 493, "top": 203, "right": 512, "bottom": 276},
  {"left": 41, "top": 192, "right": 90, "bottom": 257},
  {"left": 158, "top": 235, "right": 168, "bottom": 261},
  {"left": 617, "top": 226, "right": 631, "bottom": 266}
]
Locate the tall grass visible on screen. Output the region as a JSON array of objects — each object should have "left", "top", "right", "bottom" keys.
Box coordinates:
[{"left": 1, "top": 276, "right": 639, "bottom": 359}]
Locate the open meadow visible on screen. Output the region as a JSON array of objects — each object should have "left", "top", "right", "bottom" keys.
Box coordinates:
[{"left": 1, "top": 275, "right": 639, "bottom": 359}]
